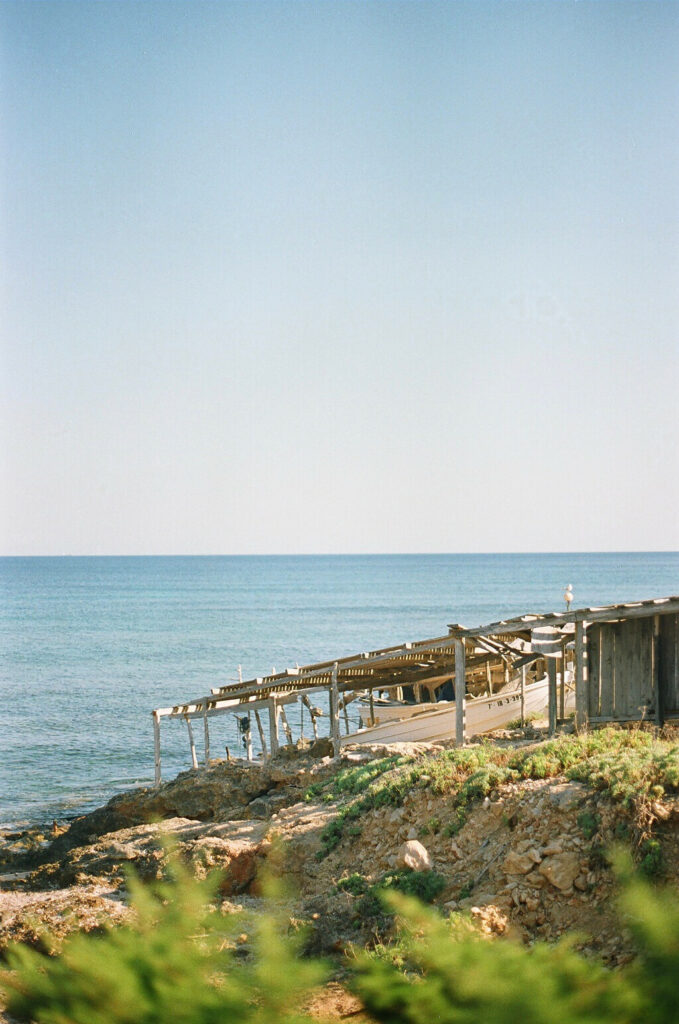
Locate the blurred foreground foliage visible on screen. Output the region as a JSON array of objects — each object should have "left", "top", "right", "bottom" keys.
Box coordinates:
[{"left": 2, "top": 853, "right": 679, "bottom": 1024}]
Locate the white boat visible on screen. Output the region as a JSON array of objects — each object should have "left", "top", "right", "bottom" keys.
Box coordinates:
[{"left": 341, "top": 675, "right": 573, "bottom": 746}]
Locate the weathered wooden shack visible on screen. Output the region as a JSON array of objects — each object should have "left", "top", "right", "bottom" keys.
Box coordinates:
[{"left": 448, "top": 595, "right": 679, "bottom": 736}]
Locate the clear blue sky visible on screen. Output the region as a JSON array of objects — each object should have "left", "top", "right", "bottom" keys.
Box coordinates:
[{"left": 1, "top": 1, "right": 678, "bottom": 555}]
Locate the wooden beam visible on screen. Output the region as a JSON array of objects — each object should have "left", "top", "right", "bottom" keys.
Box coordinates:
[
  {"left": 449, "top": 597, "right": 679, "bottom": 638},
  {"left": 454, "top": 639, "right": 466, "bottom": 746},
  {"left": 153, "top": 711, "right": 161, "bottom": 786},
  {"left": 575, "top": 620, "right": 587, "bottom": 731}
]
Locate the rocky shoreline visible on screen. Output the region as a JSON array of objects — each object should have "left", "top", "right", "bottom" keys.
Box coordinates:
[{"left": 2, "top": 726, "right": 678, "bottom": 977}]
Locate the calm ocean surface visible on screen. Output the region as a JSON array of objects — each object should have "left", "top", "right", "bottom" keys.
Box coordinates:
[{"left": 1, "top": 553, "right": 678, "bottom": 829}]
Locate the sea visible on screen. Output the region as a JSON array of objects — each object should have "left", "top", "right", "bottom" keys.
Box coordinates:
[{"left": 1, "top": 552, "right": 678, "bottom": 831}]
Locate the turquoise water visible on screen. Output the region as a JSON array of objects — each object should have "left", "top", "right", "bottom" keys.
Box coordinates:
[{"left": 1, "top": 553, "right": 677, "bottom": 828}]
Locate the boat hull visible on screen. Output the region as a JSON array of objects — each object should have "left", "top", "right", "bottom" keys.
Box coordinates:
[{"left": 342, "top": 676, "right": 572, "bottom": 746}]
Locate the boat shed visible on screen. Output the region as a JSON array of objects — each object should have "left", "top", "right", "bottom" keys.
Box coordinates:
[
  {"left": 151, "top": 595, "right": 679, "bottom": 784},
  {"left": 448, "top": 595, "right": 679, "bottom": 737}
]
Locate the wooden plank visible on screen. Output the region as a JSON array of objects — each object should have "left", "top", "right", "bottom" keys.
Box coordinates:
[
  {"left": 575, "top": 620, "right": 587, "bottom": 730},
  {"left": 628, "top": 619, "right": 644, "bottom": 718},
  {"left": 587, "top": 625, "right": 601, "bottom": 719},
  {"left": 153, "top": 711, "right": 161, "bottom": 786},
  {"left": 559, "top": 643, "right": 567, "bottom": 721},
  {"left": 599, "top": 623, "right": 615, "bottom": 718},
  {"left": 612, "top": 622, "right": 627, "bottom": 719},
  {"left": 637, "top": 617, "right": 655, "bottom": 720},
  {"left": 454, "top": 639, "right": 466, "bottom": 746},
  {"left": 653, "top": 615, "right": 662, "bottom": 726},
  {"left": 660, "top": 614, "right": 679, "bottom": 715},
  {"left": 547, "top": 658, "right": 557, "bottom": 735}
]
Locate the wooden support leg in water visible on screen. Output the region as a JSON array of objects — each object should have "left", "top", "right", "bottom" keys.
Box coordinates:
[
  {"left": 329, "top": 663, "right": 341, "bottom": 751},
  {"left": 254, "top": 710, "right": 268, "bottom": 759},
  {"left": 454, "top": 639, "right": 466, "bottom": 747},
  {"left": 153, "top": 711, "right": 162, "bottom": 786},
  {"left": 184, "top": 715, "right": 198, "bottom": 770}
]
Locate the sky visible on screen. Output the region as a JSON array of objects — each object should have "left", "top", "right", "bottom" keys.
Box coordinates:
[{"left": 1, "top": 0, "right": 678, "bottom": 555}]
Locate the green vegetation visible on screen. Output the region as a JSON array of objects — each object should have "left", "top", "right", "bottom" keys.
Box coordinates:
[
  {"left": 353, "top": 891, "right": 639, "bottom": 1024},
  {"left": 356, "top": 870, "right": 447, "bottom": 924},
  {"left": 317, "top": 729, "right": 679, "bottom": 857},
  {"left": 0, "top": 860, "right": 322, "bottom": 1024},
  {"left": 577, "top": 810, "right": 601, "bottom": 840},
  {"left": 4, "top": 854, "right": 679, "bottom": 1024},
  {"left": 639, "top": 838, "right": 664, "bottom": 878},
  {"left": 335, "top": 872, "right": 370, "bottom": 896}
]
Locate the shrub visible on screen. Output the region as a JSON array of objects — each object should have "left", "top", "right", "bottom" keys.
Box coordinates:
[{"left": 0, "top": 860, "right": 323, "bottom": 1024}]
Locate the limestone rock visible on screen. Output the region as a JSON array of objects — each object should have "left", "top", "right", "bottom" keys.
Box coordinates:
[
  {"left": 502, "top": 849, "right": 536, "bottom": 875},
  {"left": 538, "top": 852, "right": 580, "bottom": 891},
  {"left": 396, "top": 840, "right": 433, "bottom": 872}
]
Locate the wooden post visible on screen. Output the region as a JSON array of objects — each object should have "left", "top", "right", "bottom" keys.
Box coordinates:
[
  {"left": 279, "top": 707, "right": 294, "bottom": 747},
  {"left": 547, "top": 657, "right": 557, "bottom": 736},
  {"left": 254, "top": 710, "right": 268, "bottom": 759},
  {"left": 520, "top": 665, "right": 526, "bottom": 726},
  {"left": 653, "top": 614, "right": 663, "bottom": 727},
  {"left": 342, "top": 696, "right": 350, "bottom": 734},
  {"left": 203, "top": 703, "right": 211, "bottom": 766},
  {"left": 302, "top": 696, "right": 318, "bottom": 740},
  {"left": 486, "top": 659, "right": 493, "bottom": 694},
  {"left": 330, "top": 662, "right": 341, "bottom": 751},
  {"left": 268, "top": 698, "right": 280, "bottom": 757},
  {"left": 575, "top": 620, "right": 587, "bottom": 731},
  {"left": 185, "top": 715, "right": 198, "bottom": 770},
  {"left": 369, "top": 688, "right": 375, "bottom": 726},
  {"left": 560, "top": 642, "right": 567, "bottom": 720},
  {"left": 153, "top": 711, "right": 162, "bottom": 786},
  {"left": 454, "top": 639, "right": 466, "bottom": 746}
]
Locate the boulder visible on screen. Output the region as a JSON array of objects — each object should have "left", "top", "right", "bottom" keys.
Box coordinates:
[
  {"left": 396, "top": 840, "right": 433, "bottom": 872},
  {"left": 538, "top": 852, "right": 580, "bottom": 891},
  {"left": 502, "top": 850, "right": 536, "bottom": 875}
]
